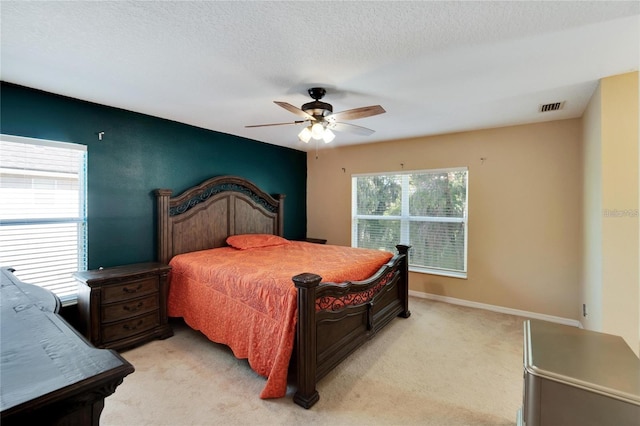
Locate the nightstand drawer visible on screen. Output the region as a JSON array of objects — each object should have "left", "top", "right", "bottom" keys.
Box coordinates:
[
  {"left": 102, "top": 294, "right": 159, "bottom": 323},
  {"left": 102, "top": 311, "right": 160, "bottom": 344},
  {"left": 102, "top": 276, "right": 158, "bottom": 303}
]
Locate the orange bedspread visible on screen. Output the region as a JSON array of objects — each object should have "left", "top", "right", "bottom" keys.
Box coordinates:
[{"left": 167, "top": 241, "right": 393, "bottom": 399}]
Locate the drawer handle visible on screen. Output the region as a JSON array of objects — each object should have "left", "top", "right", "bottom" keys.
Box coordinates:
[
  {"left": 123, "top": 320, "right": 143, "bottom": 331},
  {"left": 123, "top": 302, "right": 144, "bottom": 312},
  {"left": 122, "top": 284, "right": 143, "bottom": 293}
]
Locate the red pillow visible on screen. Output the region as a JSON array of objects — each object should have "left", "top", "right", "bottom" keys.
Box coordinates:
[{"left": 226, "top": 234, "right": 290, "bottom": 250}]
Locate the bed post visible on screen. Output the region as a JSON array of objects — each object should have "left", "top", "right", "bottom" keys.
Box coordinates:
[
  {"left": 155, "top": 189, "right": 172, "bottom": 264},
  {"left": 396, "top": 244, "right": 411, "bottom": 318},
  {"left": 276, "top": 194, "right": 285, "bottom": 237},
  {"left": 292, "top": 272, "right": 322, "bottom": 409}
]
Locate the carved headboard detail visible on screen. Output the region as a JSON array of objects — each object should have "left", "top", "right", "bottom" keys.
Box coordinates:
[{"left": 155, "top": 175, "right": 285, "bottom": 264}]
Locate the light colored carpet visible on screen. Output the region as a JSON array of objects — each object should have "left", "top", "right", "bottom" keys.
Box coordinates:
[{"left": 102, "top": 298, "right": 526, "bottom": 425}]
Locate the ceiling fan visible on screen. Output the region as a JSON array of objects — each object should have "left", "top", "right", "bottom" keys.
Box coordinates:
[{"left": 245, "top": 87, "right": 385, "bottom": 143}]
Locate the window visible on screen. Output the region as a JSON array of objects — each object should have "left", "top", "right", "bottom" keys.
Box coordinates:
[
  {"left": 0, "top": 134, "right": 87, "bottom": 304},
  {"left": 352, "top": 167, "right": 468, "bottom": 278}
]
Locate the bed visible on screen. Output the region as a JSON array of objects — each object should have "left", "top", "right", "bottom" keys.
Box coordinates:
[{"left": 155, "top": 175, "right": 410, "bottom": 408}]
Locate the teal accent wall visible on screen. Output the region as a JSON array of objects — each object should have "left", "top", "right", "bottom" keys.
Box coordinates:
[{"left": 0, "top": 82, "right": 307, "bottom": 269}]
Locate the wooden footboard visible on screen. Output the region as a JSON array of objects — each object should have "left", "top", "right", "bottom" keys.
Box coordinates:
[{"left": 292, "top": 244, "right": 411, "bottom": 409}]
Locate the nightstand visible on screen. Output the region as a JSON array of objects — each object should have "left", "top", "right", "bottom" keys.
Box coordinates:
[
  {"left": 75, "top": 262, "right": 173, "bottom": 351},
  {"left": 304, "top": 237, "right": 327, "bottom": 244}
]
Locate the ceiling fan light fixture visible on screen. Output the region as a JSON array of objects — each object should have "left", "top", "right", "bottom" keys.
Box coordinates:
[
  {"left": 298, "top": 127, "right": 312, "bottom": 143},
  {"left": 311, "top": 122, "right": 325, "bottom": 140},
  {"left": 322, "top": 129, "right": 335, "bottom": 144}
]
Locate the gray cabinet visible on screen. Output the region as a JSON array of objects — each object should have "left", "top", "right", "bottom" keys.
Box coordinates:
[{"left": 518, "top": 320, "right": 640, "bottom": 426}]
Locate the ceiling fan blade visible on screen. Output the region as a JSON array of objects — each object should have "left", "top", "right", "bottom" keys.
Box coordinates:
[
  {"left": 326, "top": 121, "right": 376, "bottom": 136},
  {"left": 245, "top": 120, "right": 307, "bottom": 128},
  {"left": 274, "top": 101, "right": 316, "bottom": 121},
  {"left": 327, "top": 105, "right": 386, "bottom": 121}
]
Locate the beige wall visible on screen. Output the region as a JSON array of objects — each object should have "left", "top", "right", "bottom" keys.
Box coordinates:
[
  {"left": 307, "top": 119, "right": 582, "bottom": 320},
  {"left": 581, "top": 79, "right": 603, "bottom": 331},
  {"left": 582, "top": 71, "right": 639, "bottom": 355}
]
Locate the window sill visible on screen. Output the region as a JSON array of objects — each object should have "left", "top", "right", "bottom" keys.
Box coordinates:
[{"left": 409, "top": 266, "right": 467, "bottom": 280}]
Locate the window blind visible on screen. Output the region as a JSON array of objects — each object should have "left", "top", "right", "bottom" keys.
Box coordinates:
[
  {"left": 0, "top": 135, "right": 87, "bottom": 303},
  {"left": 352, "top": 168, "right": 468, "bottom": 278}
]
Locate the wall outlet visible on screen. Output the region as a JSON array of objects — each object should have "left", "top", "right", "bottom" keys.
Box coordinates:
[{"left": 582, "top": 303, "right": 587, "bottom": 317}]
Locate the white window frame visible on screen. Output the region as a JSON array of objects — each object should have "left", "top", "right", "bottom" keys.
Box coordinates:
[
  {"left": 0, "top": 134, "right": 87, "bottom": 304},
  {"left": 352, "top": 167, "right": 468, "bottom": 279}
]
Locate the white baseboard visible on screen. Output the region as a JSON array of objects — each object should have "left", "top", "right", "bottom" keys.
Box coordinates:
[{"left": 409, "top": 290, "right": 583, "bottom": 328}]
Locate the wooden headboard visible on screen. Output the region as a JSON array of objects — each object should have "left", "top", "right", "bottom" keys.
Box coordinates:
[{"left": 155, "top": 175, "right": 285, "bottom": 264}]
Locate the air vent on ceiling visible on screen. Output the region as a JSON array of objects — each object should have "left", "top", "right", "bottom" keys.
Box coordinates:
[{"left": 539, "top": 101, "right": 565, "bottom": 113}]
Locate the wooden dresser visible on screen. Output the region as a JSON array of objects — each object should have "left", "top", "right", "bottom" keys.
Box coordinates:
[
  {"left": 1, "top": 267, "right": 134, "bottom": 425},
  {"left": 75, "top": 262, "right": 173, "bottom": 351}
]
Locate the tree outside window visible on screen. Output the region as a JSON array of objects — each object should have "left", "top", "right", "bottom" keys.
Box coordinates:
[{"left": 352, "top": 168, "right": 468, "bottom": 278}]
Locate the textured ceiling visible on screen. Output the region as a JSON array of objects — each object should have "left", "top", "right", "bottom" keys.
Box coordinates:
[{"left": 1, "top": 1, "right": 639, "bottom": 152}]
